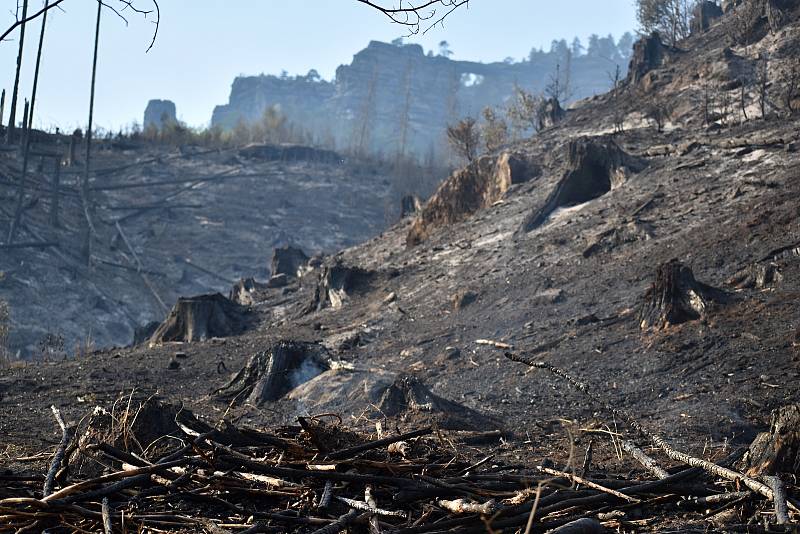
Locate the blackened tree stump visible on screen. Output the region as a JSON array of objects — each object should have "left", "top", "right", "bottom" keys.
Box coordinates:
[
  {"left": 270, "top": 245, "right": 309, "bottom": 279},
  {"left": 744, "top": 404, "right": 800, "bottom": 476},
  {"left": 149, "top": 293, "right": 245, "bottom": 345},
  {"left": 376, "top": 375, "right": 504, "bottom": 431},
  {"left": 214, "top": 341, "right": 328, "bottom": 406},
  {"left": 303, "top": 262, "right": 376, "bottom": 313},
  {"left": 639, "top": 260, "right": 726, "bottom": 329}
]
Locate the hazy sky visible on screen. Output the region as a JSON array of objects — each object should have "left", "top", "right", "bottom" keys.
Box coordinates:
[{"left": 0, "top": 1, "right": 637, "bottom": 131}]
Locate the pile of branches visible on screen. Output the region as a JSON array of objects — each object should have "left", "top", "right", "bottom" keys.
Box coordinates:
[{"left": 0, "top": 390, "right": 798, "bottom": 532}]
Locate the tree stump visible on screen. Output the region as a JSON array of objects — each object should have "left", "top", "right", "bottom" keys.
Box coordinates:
[
  {"left": 149, "top": 293, "right": 245, "bottom": 345},
  {"left": 376, "top": 375, "right": 504, "bottom": 431},
  {"left": 214, "top": 341, "right": 328, "bottom": 406},
  {"left": 743, "top": 404, "right": 800, "bottom": 476},
  {"left": 132, "top": 321, "right": 160, "bottom": 346},
  {"left": 727, "top": 263, "right": 783, "bottom": 290},
  {"left": 229, "top": 277, "right": 267, "bottom": 305},
  {"left": 639, "top": 260, "right": 726, "bottom": 330},
  {"left": 270, "top": 245, "right": 309, "bottom": 279},
  {"left": 303, "top": 262, "right": 375, "bottom": 313},
  {"left": 400, "top": 195, "right": 422, "bottom": 218},
  {"left": 69, "top": 398, "right": 213, "bottom": 477},
  {"left": 518, "top": 137, "right": 645, "bottom": 233}
]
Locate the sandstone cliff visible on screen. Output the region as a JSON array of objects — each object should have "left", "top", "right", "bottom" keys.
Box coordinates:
[{"left": 211, "top": 40, "right": 631, "bottom": 160}]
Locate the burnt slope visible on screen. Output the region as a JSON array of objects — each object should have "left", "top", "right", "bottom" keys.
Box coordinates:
[{"left": 2, "top": 9, "right": 800, "bottom": 525}]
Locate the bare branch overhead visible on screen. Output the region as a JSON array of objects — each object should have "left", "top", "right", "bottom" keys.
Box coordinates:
[
  {"left": 355, "top": 0, "right": 471, "bottom": 34},
  {"left": 1, "top": 0, "right": 160, "bottom": 52}
]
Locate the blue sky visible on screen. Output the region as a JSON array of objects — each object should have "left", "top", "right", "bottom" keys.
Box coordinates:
[{"left": 0, "top": 1, "right": 637, "bottom": 131}]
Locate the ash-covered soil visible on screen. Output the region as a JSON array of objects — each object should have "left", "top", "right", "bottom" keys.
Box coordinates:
[{"left": 0, "top": 143, "right": 395, "bottom": 355}]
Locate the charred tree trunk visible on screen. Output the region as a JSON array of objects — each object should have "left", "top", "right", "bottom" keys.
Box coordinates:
[
  {"left": 27, "top": 0, "right": 49, "bottom": 133},
  {"left": 639, "top": 260, "right": 726, "bottom": 329},
  {"left": 81, "top": 0, "right": 102, "bottom": 265},
  {"left": 214, "top": 341, "right": 328, "bottom": 405},
  {"left": 50, "top": 156, "right": 61, "bottom": 227},
  {"left": 7, "top": 100, "right": 30, "bottom": 244},
  {"left": 6, "top": 0, "right": 28, "bottom": 145}
]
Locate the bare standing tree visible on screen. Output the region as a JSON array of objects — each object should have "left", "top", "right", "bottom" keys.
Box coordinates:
[
  {"left": 757, "top": 53, "right": 770, "bottom": 119},
  {"left": 724, "top": 0, "right": 765, "bottom": 47},
  {"left": 636, "top": 0, "right": 694, "bottom": 45},
  {"left": 783, "top": 56, "right": 800, "bottom": 116},
  {"left": 6, "top": 0, "right": 29, "bottom": 145},
  {"left": 481, "top": 106, "right": 509, "bottom": 153},
  {"left": 446, "top": 117, "right": 479, "bottom": 163},
  {"left": 507, "top": 85, "right": 543, "bottom": 137}
]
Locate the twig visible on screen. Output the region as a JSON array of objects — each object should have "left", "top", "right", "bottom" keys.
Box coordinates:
[
  {"left": 335, "top": 496, "right": 407, "bottom": 518},
  {"left": 365, "top": 485, "right": 383, "bottom": 534},
  {"left": 621, "top": 439, "right": 669, "bottom": 479},
  {"left": 101, "top": 497, "right": 112, "bottom": 534},
  {"left": 43, "top": 406, "right": 71, "bottom": 497},
  {"left": 42, "top": 459, "right": 185, "bottom": 502},
  {"left": 326, "top": 426, "right": 432, "bottom": 460},
  {"left": 580, "top": 439, "right": 594, "bottom": 480},
  {"left": 437, "top": 498, "right": 499, "bottom": 515},
  {"left": 538, "top": 466, "right": 640, "bottom": 503},
  {"left": 548, "top": 518, "right": 605, "bottom": 533},
  {"left": 115, "top": 221, "right": 168, "bottom": 313},
  {"left": 309, "top": 509, "right": 359, "bottom": 534}
]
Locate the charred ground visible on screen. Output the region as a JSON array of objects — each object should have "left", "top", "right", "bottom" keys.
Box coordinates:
[{"left": 1, "top": 4, "right": 800, "bottom": 533}]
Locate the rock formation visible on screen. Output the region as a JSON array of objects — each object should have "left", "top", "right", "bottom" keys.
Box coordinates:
[
  {"left": 627, "top": 33, "right": 676, "bottom": 85},
  {"left": 691, "top": 1, "right": 724, "bottom": 33},
  {"left": 211, "top": 41, "right": 631, "bottom": 160},
  {"left": 143, "top": 99, "right": 177, "bottom": 130}
]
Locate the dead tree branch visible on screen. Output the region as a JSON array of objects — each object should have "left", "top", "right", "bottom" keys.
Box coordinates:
[
  {"left": 355, "top": 0, "right": 470, "bottom": 34},
  {"left": 43, "top": 406, "right": 71, "bottom": 497}
]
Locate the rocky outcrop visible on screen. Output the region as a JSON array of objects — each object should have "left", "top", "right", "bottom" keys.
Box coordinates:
[
  {"left": 766, "top": 0, "right": 798, "bottom": 33},
  {"left": 143, "top": 99, "right": 177, "bottom": 130},
  {"left": 691, "top": 1, "right": 724, "bottom": 33},
  {"left": 408, "top": 152, "right": 539, "bottom": 246},
  {"left": 627, "top": 33, "right": 676, "bottom": 85},
  {"left": 211, "top": 41, "right": 631, "bottom": 160},
  {"left": 538, "top": 97, "right": 566, "bottom": 130},
  {"left": 212, "top": 73, "right": 335, "bottom": 134}
]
